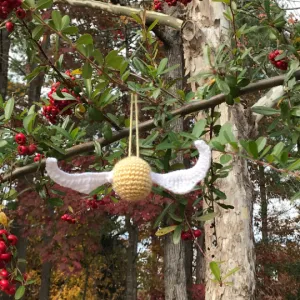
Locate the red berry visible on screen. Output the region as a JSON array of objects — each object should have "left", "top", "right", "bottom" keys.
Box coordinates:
[
  {"left": 0, "top": 279, "right": 9, "bottom": 290},
  {"left": 0, "top": 230, "right": 8, "bottom": 238},
  {"left": 7, "top": 235, "right": 18, "bottom": 246},
  {"left": 0, "top": 269, "right": 9, "bottom": 279},
  {"left": 16, "top": 8, "right": 26, "bottom": 19},
  {"left": 6, "top": 285, "right": 16, "bottom": 295},
  {"left": 181, "top": 232, "right": 191, "bottom": 241},
  {"left": 0, "top": 253, "right": 12, "bottom": 262},
  {"left": 193, "top": 229, "right": 202, "bottom": 238},
  {"left": 0, "top": 242, "right": 7, "bottom": 254},
  {"left": 17, "top": 145, "right": 28, "bottom": 156},
  {"left": 34, "top": 155, "right": 42, "bottom": 162},
  {"left": 15, "top": 133, "right": 26, "bottom": 145},
  {"left": 27, "top": 144, "right": 37, "bottom": 155},
  {"left": 5, "top": 22, "right": 14, "bottom": 33}
]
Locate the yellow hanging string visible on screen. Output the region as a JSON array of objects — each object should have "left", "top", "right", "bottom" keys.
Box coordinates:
[
  {"left": 134, "top": 93, "right": 139, "bottom": 157},
  {"left": 128, "top": 93, "right": 134, "bottom": 157}
]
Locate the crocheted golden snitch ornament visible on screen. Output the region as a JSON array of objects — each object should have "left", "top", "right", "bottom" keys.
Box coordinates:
[{"left": 45, "top": 94, "right": 211, "bottom": 201}]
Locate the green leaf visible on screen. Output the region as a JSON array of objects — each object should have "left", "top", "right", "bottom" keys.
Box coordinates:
[
  {"left": 105, "top": 50, "right": 124, "bottom": 70},
  {"left": 155, "top": 225, "right": 177, "bottom": 236},
  {"left": 220, "top": 154, "right": 232, "bottom": 164},
  {"left": 61, "top": 15, "right": 70, "bottom": 29},
  {"left": 212, "top": 0, "right": 230, "bottom": 5},
  {"left": 210, "top": 261, "right": 221, "bottom": 281},
  {"left": 32, "top": 25, "right": 44, "bottom": 40},
  {"left": 153, "top": 203, "right": 172, "bottom": 228},
  {"left": 23, "top": 113, "right": 36, "bottom": 134},
  {"left": 15, "top": 285, "right": 25, "bottom": 300},
  {"left": 82, "top": 62, "right": 92, "bottom": 79},
  {"left": 51, "top": 10, "right": 62, "bottom": 31},
  {"left": 217, "top": 203, "right": 234, "bottom": 209},
  {"left": 48, "top": 197, "right": 64, "bottom": 207},
  {"left": 36, "top": 0, "right": 53, "bottom": 9},
  {"left": 25, "top": 66, "right": 47, "bottom": 83},
  {"left": 147, "top": 19, "right": 159, "bottom": 32},
  {"left": 287, "top": 159, "right": 300, "bottom": 171},
  {"left": 223, "top": 267, "right": 240, "bottom": 280},
  {"left": 172, "top": 225, "right": 182, "bottom": 244},
  {"left": 94, "top": 140, "right": 102, "bottom": 155},
  {"left": 5, "top": 97, "right": 14, "bottom": 120},
  {"left": 196, "top": 212, "right": 217, "bottom": 221},
  {"left": 61, "top": 26, "right": 78, "bottom": 35},
  {"left": 291, "top": 191, "right": 300, "bottom": 202},
  {"left": 252, "top": 106, "right": 279, "bottom": 116},
  {"left": 93, "top": 49, "right": 104, "bottom": 65},
  {"left": 52, "top": 92, "right": 76, "bottom": 101},
  {"left": 213, "top": 188, "right": 227, "bottom": 199},
  {"left": 133, "top": 57, "right": 148, "bottom": 74},
  {"left": 248, "top": 141, "right": 258, "bottom": 158},
  {"left": 0, "top": 140, "right": 8, "bottom": 148},
  {"left": 157, "top": 58, "right": 168, "bottom": 75},
  {"left": 77, "top": 34, "right": 93, "bottom": 45},
  {"left": 271, "top": 142, "right": 284, "bottom": 157},
  {"left": 192, "top": 119, "right": 207, "bottom": 138},
  {"left": 216, "top": 76, "right": 230, "bottom": 95},
  {"left": 256, "top": 137, "right": 267, "bottom": 153}
]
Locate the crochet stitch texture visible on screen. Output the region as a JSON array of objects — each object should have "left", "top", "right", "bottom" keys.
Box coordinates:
[{"left": 112, "top": 156, "right": 152, "bottom": 201}]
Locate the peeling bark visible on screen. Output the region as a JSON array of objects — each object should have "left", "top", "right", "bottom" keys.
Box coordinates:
[{"left": 182, "top": 1, "right": 256, "bottom": 299}]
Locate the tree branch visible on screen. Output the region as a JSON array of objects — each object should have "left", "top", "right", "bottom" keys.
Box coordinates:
[
  {"left": 54, "top": 0, "right": 183, "bottom": 30},
  {"left": 2, "top": 70, "right": 300, "bottom": 183}
]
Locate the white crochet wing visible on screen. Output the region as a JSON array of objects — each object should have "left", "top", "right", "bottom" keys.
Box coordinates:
[
  {"left": 151, "top": 140, "right": 211, "bottom": 194},
  {"left": 45, "top": 158, "right": 113, "bottom": 194}
]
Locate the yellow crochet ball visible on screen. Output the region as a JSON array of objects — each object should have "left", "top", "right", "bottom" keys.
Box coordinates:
[{"left": 112, "top": 156, "right": 152, "bottom": 201}]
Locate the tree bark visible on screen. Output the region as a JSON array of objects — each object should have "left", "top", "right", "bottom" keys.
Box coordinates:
[
  {"left": 39, "top": 260, "right": 52, "bottom": 300},
  {"left": 162, "top": 15, "right": 188, "bottom": 300},
  {"left": 259, "top": 165, "right": 268, "bottom": 244},
  {"left": 196, "top": 232, "right": 205, "bottom": 284},
  {"left": 0, "top": 29, "right": 10, "bottom": 99},
  {"left": 182, "top": 1, "right": 256, "bottom": 299},
  {"left": 125, "top": 216, "right": 138, "bottom": 300}
]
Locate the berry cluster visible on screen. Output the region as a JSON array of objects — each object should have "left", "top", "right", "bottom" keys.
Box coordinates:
[
  {"left": 61, "top": 214, "right": 77, "bottom": 224},
  {"left": 42, "top": 72, "right": 79, "bottom": 124},
  {"left": 15, "top": 133, "right": 42, "bottom": 161},
  {"left": 0, "top": 230, "right": 18, "bottom": 296},
  {"left": 153, "top": 0, "right": 191, "bottom": 10},
  {"left": 0, "top": 0, "right": 22, "bottom": 20},
  {"left": 268, "top": 50, "right": 288, "bottom": 70},
  {"left": 181, "top": 229, "right": 202, "bottom": 241},
  {"left": 85, "top": 195, "right": 111, "bottom": 210}
]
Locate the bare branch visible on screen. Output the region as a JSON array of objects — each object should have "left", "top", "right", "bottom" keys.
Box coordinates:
[
  {"left": 54, "top": 0, "right": 183, "bottom": 30},
  {"left": 2, "top": 70, "right": 300, "bottom": 183}
]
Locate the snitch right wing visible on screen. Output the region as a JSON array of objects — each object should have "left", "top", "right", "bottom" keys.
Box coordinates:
[
  {"left": 46, "top": 158, "right": 113, "bottom": 195},
  {"left": 151, "top": 140, "right": 211, "bottom": 194}
]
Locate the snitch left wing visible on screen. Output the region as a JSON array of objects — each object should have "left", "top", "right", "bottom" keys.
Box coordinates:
[
  {"left": 151, "top": 140, "right": 211, "bottom": 194},
  {"left": 45, "top": 158, "right": 113, "bottom": 194}
]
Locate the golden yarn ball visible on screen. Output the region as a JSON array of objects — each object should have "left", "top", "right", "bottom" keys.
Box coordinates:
[{"left": 112, "top": 156, "right": 152, "bottom": 201}]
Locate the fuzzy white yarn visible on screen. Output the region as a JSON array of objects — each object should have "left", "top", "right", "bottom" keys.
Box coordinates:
[
  {"left": 45, "top": 140, "right": 211, "bottom": 195},
  {"left": 45, "top": 158, "right": 113, "bottom": 194},
  {"left": 151, "top": 140, "right": 211, "bottom": 194}
]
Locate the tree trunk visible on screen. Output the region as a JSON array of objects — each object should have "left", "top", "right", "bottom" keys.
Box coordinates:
[
  {"left": 162, "top": 17, "right": 188, "bottom": 300},
  {"left": 39, "top": 260, "right": 52, "bottom": 300},
  {"left": 205, "top": 105, "right": 256, "bottom": 300},
  {"left": 182, "top": 1, "right": 256, "bottom": 299},
  {"left": 125, "top": 216, "right": 138, "bottom": 300},
  {"left": 259, "top": 165, "right": 268, "bottom": 244},
  {"left": 196, "top": 232, "right": 205, "bottom": 284},
  {"left": 0, "top": 29, "right": 10, "bottom": 99}
]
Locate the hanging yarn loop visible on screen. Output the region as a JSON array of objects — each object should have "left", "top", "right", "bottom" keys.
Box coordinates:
[{"left": 112, "top": 93, "right": 152, "bottom": 201}]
